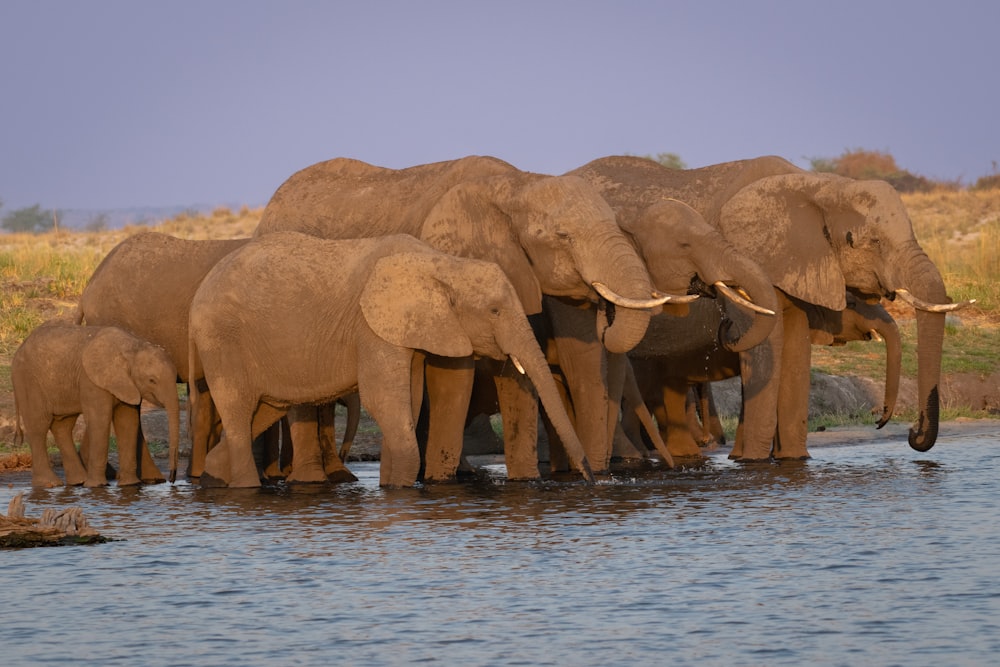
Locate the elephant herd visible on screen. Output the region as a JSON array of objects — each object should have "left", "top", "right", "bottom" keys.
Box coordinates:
[{"left": 12, "top": 154, "right": 971, "bottom": 489}]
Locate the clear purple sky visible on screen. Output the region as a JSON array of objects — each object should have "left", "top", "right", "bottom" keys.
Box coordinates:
[{"left": 2, "top": 0, "right": 997, "bottom": 211}]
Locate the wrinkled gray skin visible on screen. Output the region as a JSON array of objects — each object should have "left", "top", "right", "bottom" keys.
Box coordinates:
[
  {"left": 574, "top": 155, "right": 962, "bottom": 460},
  {"left": 255, "top": 156, "right": 665, "bottom": 478},
  {"left": 626, "top": 294, "right": 902, "bottom": 457},
  {"left": 189, "top": 233, "right": 594, "bottom": 488},
  {"left": 12, "top": 321, "right": 180, "bottom": 488}
]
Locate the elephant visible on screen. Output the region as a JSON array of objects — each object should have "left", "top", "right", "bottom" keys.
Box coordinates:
[
  {"left": 571, "top": 154, "right": 970, "bottom": 460},
  {"left": 537, "top": 197, "right": 778, "bottom": 471},
  {"left": 626, "top": 293, "right": 903, "bottom": 457},
  {"left": 12, "top": 321, "right": 181, "bottom": 488},
  {"left": 75, "top": 231, "right": 249, "bottom": 479},
  {"left": 188, "top": 232, "right": 595, "bottom": 488},
  {"left": 254, "top": 155, "right": 678, "bottom": 479},
  {"left": 74, "top": 232, "right": 358, "bottom": 483}
]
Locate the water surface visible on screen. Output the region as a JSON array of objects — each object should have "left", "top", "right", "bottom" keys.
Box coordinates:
[{"left": 2, "top": 426, "right": 999, "bottom": 666}]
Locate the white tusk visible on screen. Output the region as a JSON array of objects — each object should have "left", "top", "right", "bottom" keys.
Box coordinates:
[
  {"left": 868, "top": 329, "right": 884, "bottom": 343},
  {"left": 592, "top": 282, "right": 697, "bottom": 308},
  {"left": 714, "top": 282, "right": 776, "bottom": 316},
  {"left": 510, "top": 355, "right": 526, "bottom": 375},
  {"left": 894, "top": 288, "right": 976, "bottom": 313}
]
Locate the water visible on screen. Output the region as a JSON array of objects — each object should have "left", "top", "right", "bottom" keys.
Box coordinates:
[{"left": 3, "top": 427, "right": 999, "bottom": 667}]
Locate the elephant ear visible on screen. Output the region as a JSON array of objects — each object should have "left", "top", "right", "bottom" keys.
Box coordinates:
[
  {"left": 360, "top": 253, "right": 474, "bottom": 358},
  {"left": 82, "top": 327, "right": 142, "bottom": 405},
  {"left": 419, "top": 179, "right": 543, "bottom": 315},
  {"left": 719, "top": 173, "right": 847, "bottom": 311}
]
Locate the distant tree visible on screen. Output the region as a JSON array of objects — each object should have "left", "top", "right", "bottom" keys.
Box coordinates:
[
  {"left": 807, "top": 148, "right": 936, "bottom": 193},
  {"left": 1, "top": 204, "right": 56, "bottom": 234},
  {"left": 626, "top": 152, "right": 687, "bottom": 170},
  {"left": 84, "top": 213, "right": 110, "bottom": 232}
]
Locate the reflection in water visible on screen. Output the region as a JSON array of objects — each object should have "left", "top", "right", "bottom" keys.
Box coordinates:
[{"left": 2, "top": 434, "right": 1000, "bottom": 666}]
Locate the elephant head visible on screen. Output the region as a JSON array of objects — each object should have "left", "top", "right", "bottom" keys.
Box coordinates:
[
  {"left": 359, "top": 251, "right": 595, "bottom": 481},
  {"left": 82, "top": 327, "right": 181, "bottom": 482},
  {"left": 616, "top": 198, "right": 778, "bottom": 353},
  {"left": 720, "top": 173, "right": 972, "bottom": 451},
  {"left": 418, "top": 171, "right": 678, "bottom": 354}
]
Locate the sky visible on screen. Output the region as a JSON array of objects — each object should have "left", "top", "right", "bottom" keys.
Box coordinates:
[{"left": 1, "top": 0, "right": 998, "bottom": 212}]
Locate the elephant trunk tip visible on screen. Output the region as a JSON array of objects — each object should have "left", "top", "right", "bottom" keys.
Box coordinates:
[
  {"left": 876, "top": 406, "right": 893, "bottom": 429},
  {"left": 580, "top": 460, "right": 595, "bottom": 484},
  {"left": 908, "top": 387, "right": 940, "bottom": 452}
]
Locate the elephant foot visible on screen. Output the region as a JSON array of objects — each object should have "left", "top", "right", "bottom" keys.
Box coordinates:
[
  {"left": 32, "top": 475, "right": 63, "bottom": 489},
  {"left": 286, "top": 468, "right": 329, "bottom": 484},
  {"left": 327, "top": 469, "right": 359, "bottom": 484},
  {"left": 84, "top": 478, "right": 109, "bottom": 488},
  {"left": 199, "top": 471, "right": 230, "bottom": 487},
  {"left": 117, "top": 475, "right": 142, "bottom": 487},
  {"left": 140, "top": 470, "right": 167, "bottom": 484}
]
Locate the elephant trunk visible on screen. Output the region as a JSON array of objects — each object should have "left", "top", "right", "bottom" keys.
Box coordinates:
[
  {"left": 498, "top": 319, "right": 595, "bottom": 482},
  {"left": 875, "top": 313, "right": 903, "bottom": 429},
  {"left": 898, "top": 246, "right": 948, "bottom": 452},
  {"left": 708, "top": 245, "right": 780, "bottom": 353},
  {"left": 161, "top": 385, "right": 182, "bottom": 483},
  {"left": 582, "top": 229, "right": 656, "bottom": 354}
]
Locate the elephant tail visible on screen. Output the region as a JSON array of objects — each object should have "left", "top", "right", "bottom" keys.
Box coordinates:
[
  {"left": 73, "top": 306, "right": 85, "bottom": 325},
  {"left": 12, "top": 393, "right": 24, "bottom": 449}
]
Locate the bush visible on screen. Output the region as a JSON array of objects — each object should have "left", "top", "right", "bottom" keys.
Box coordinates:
[{"left": 809, "top": 148, "right": 936, "bottom": 193}]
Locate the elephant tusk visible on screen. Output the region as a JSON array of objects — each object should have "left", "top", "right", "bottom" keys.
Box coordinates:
[
  {"left": 510, "top": 355, "right": 526, "bottom": 375},
  {"left": 714, "top": 282, "right": 776, "bottom": 316},
  {"left": 894, "top": 288, "right": 976, "bottom": 313},
  {"left": 592, "top": 282, "right": 697, "bottom": 308},
  {"left": 868, "top": 328, "right": 884, "bottom": 343}
]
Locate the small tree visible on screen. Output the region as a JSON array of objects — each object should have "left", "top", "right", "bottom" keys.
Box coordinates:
[
  {"left": 807, "top": 148, "right": 935, "bottom": 193},
  {"left": 1, "top": 204, "right": 56, "bottom": 234}
]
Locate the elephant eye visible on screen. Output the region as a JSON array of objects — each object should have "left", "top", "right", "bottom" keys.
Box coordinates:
[
  {"left": 490, "top": 307, "right": 501, "bottom": 316},
  {"left": 846, "top": 231, "right": 855, "bottom": 248}
]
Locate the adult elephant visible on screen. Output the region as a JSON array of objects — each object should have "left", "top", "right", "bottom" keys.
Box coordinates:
[
  {"left": 189, "top": 232, "right": 594, "bottom": 488},
  {"left": 255, "top": 156, "right": 677, "bottom": 478},
  {"left": 75, "top": 232, "right": 249, "bottom": 479},
  {"left": 538, "top": 198, "right": 777, "bottom": 470},
  {"left": 571, "top": 155, "right": 971, "bottom": 460},
  {"left": 627, "top": 293, "right": 903, "bottom": 457},
  {"left": 76, "top": 231, "right": 358, "bottom": 483},
  {"left": 13, "top": 321, "right": 181, "bottom": 488}
]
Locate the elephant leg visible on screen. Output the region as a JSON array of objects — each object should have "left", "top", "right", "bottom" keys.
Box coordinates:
[
  {"left": 494, "top": 366, "right": 541, "bottom": 480},
  {"left": 187, "top": 379, "right": 219, "bottom": 480},
  {"left": 137, "top": 427, "right": 167, "bottom": 484},
  {"left": 318, "top": 402, "right": 357, "bottom": 483},
  {"left": 731, "top": 311, "right": 783, "bottom": 461},
  {"left": 774, "top": 302, "right": 812, "bottom": 460},
  {"left": 337, "top": 393, "right": 362, "bottom": 462},
  {"left": 50, "top": 417, "right": 85, "bottom": 486},
  {"left": 82, "top": 404, "right": 114, "bottom": 488},
  {"left": 285, "top": 405, "right": 326, "bottom": 483},
  {"left": 25, "top": 419, "right": 61, "bottom": 488},
  {"left": 111, "top": 403, "right": 143, "bottom": 486},
  {"left": 422, "top": 355, "right": 475, "bottom": 482},
  {"left": 662, "top": 379, "right": 704, "bottom": 458},
  {"left": 258, "top": 421, "right": 285, "bottom": 479},
  {"left": 685, "top": 386, "right": 709, "bottom": 445}
]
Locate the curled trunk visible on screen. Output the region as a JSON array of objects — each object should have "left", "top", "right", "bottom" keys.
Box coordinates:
[{"left": 583, "top": 230, "right": 657, "bottom": 354}]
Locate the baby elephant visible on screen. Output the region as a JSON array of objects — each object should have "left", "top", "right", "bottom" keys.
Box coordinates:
[{"left": 12, "top": 321, "right": 181, "bottom": 488}]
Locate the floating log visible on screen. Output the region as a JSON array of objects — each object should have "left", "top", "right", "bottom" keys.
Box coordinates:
[{"left": 1, "top": 493, "right": 110, "bottom": 548}]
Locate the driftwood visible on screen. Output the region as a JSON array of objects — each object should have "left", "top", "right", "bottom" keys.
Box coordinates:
[{"left": 0, "top": 493, "right": 110, "bottom": 548}]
